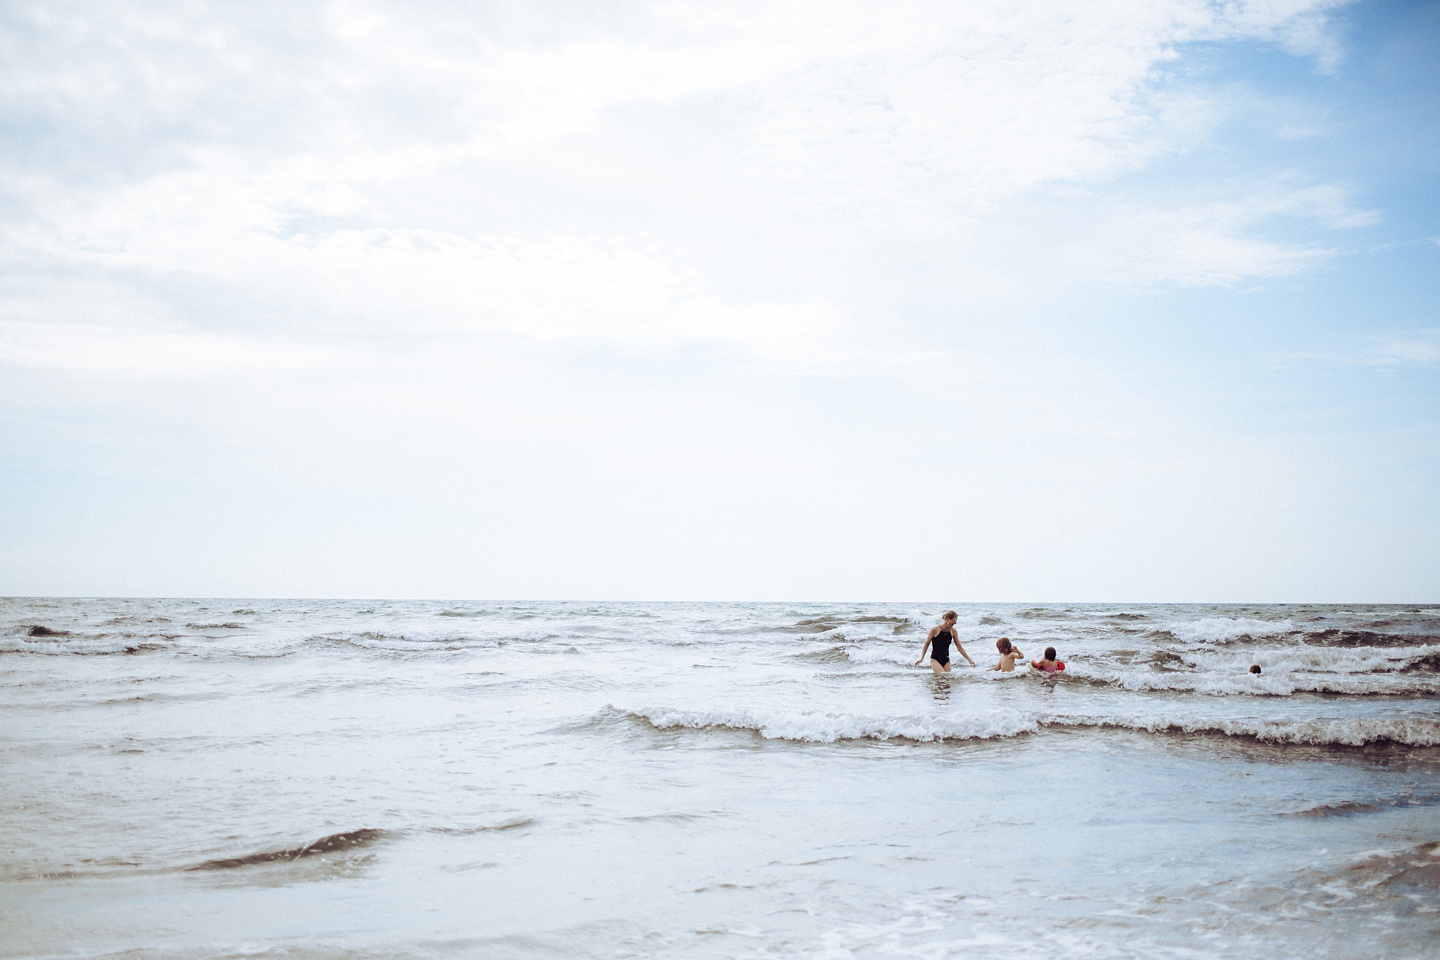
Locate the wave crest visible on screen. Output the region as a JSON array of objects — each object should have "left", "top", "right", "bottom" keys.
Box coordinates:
[
  {"left": 602, "top": 705, "right": 1440, "bottom": 747},
  {"left": 604, "top": 705, "right": 1037, "bottom": 743},
  {"left": 187, "top": 828, "right": 386, "bottom": 871},
  {"left": 1160, "top": 617, "right": 1296, "bottom": 644}
]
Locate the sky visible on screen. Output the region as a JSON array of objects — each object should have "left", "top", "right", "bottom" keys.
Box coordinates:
[{"left": 1, "top": 0, "right": 1437, "bottom": 601}]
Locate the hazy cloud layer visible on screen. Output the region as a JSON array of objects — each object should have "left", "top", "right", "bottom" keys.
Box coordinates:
[
  {"left": 5, "top": 0, "right": 1434, "bottom": 600},
  {"left": 0, "top": 0, "right": 1359, "bottom": 371}
]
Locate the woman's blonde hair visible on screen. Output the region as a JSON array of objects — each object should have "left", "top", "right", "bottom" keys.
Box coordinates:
[{"left": 943, "top": 610, "right": 957, "bottom": 620}]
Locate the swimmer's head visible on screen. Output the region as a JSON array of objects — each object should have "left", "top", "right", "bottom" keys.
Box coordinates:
[
  {"left": 996, "top": 637, "right": 1012, "bottom": 653},
  {"left": 1249, "top": 664, "right": 1262, "bottom": 675},
  {"left": 1044, "top": 646, "right": 1057, "bottom": 661},
  {"left": 942, "top": 610, "right": 957, "bottom": 623}
]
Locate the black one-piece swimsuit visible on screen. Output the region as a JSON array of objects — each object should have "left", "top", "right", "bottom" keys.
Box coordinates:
[{"left": 932, "top": 629, "right": 953, "bottom": 665}]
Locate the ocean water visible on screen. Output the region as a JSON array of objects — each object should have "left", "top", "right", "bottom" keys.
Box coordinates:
[{"left": 2, "top": 599, "right": 1438, "bottom": 959}]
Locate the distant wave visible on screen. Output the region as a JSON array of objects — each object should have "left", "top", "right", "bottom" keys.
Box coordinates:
[
  {"left": 1065, "top": 714, "right": 1440, "bottom": 747},
  {"left": 1304, "top": 628, "right": 1440, "bottom": 648},
  {"left": 0, "top": 633, "right": 172, "bottom": 656},
  {"left": 5, "top": 828, "right": 391, "bottom": 882},
  {"left": 428, "top": 818, "right": 536, "bottom": 834},
  {"left": 1289, "top": 800, "right": 1384, "bottom": 818},
  {"left": 1149, "top": 616, "right": 1439, "bottom": 648},
  {"left": 1157, "top": 617, "right": 1297, "bottom": 644},
  {"left": 604, "top": 705, "right": 1440, "bottom": 747},
  {"left": 1070, "top": 645, "right": 1440, "bottom": 696},
  {"left": 187, "top": 828, "right": 386, "bottom": 871},
  {"left": 1071, "top": 671, "right": 1440, "bottom": 697},
  {"left": 773, "top": 614, "right": 914, "bottom": 637},
  {"left": 300, "top": 632, "right": 492, "bottom": 655},
  {"left": 789, "top": 645, "right": 854, "bottom": 664},
  {"left": 1281, "top": 795, "right": 1440, "bottom": 818}
]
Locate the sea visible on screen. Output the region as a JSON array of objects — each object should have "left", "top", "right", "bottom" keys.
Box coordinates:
[{"left": 2, "top": 599, "right": 1438, "bottom": 959}]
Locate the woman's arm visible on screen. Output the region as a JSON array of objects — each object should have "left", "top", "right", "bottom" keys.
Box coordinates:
[
  {"left": 914, "top": 633, "right": 933, "bottom": 666},
  {"left": 953, "top": 641, "right": 976, "bottom": 666}
]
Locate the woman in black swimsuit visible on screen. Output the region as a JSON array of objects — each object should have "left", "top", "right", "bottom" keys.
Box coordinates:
[{"left": 914, "top": 610, "right": 975, "bottom": 673}]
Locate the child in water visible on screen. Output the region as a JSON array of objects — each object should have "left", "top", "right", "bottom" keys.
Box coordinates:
[
  {"left": 990, "top": 637, "right": 1025, "bottom": 671},
  {"left": 914, "top": 611, "right": 976, "bottom": 673},
  {"left": 1032, "top": 646, "right": 1064, "bottom": 673}
]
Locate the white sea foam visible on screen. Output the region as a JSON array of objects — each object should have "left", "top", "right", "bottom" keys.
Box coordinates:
[
  {"left": 1275, "top": 643, "right": 1440, "bottom": 673},
  {"left": 608, "top": 704, "right": 1040, "bottom": 742},
  {"left": 1077, "top": 666, "right": 1440, "bottom": 697},
  {"left": 1070, "top": 642, "right": 1440, "bottom": 696},
  {"left": 842, "top": 641, "right": 920, "bottom": 665},
  {"left": 1054, "top": 714, "right": 1440, "bottom": 747},
  {"left": 0, "top": 633, "right": 173, "bottom": 656},
  {"left": 1163, "top": 617, "right": 1296, "bottom": 644},
  {"left": 610, "top": 705, "right": 1440, "bottom": 747}
]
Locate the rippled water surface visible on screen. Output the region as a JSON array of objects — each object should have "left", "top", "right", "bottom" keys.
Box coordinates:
[{"left": 3, "top": 599, "right": 1438, "bottom": 958}]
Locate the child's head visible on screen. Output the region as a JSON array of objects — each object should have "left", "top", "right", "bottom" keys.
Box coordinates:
[
  {"left": 1249, "top": 664, "right": 1262, "bottom": 675},
  {"left": 995, "top": 637, "right": 1012, "bottom": 653},
  {"left": 1044, "top": 646, "right": 1057, "bottom": 661}
]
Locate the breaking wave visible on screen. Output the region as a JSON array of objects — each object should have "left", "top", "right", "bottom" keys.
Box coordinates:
[
  {"left": 300, "top": 632, "right": 495, "bottom": 655},
  {"left": 1159, "top": 617, "right": 1297, "bottom": 644},
  {"left": 605, "top": 705, "right": 1039, "bottom": 742},
  {"left": 1150, "top": 617, "right": 1439, "bottom": 649},
  {"left": 790, "top": 645, "right": 854, "bottom": 664},
  {"left": 603, "top": 705, "right": 1440, "bottom": 747},
  {"left": 774, "top": 614, "right": 916, "bottom": 637},
  {"left": 1070, "top": 644, "right": 1440, "bottom": 696},
  {"left": 0, "top": 633, "right": 173, "bottom": 656},
  {"left": 1076, "top": 671, "right": 1440, "bottom": 697},
  {"left": 187, "top": 829, "right": 387, "bottom": 871}
]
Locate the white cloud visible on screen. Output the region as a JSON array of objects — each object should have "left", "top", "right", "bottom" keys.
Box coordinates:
[
  {"left": 1205, "top": 0, "right": 1351, "bottom": 71},
  {"left": 0, "top": 0, "right": 1360, "bottom": 367},
  {"left": 1070, "top": 179, "right": 1377, "bottom": 288},
  {"left": 5, "top": 0, "right": 1435, "bottom": 602},
  {"left": 1365, "top": 329, "right": 1440, "bottom": 366},
  {"left": 1, "top": 1, "right": 1354, "bottom": 214},
  {"left": 3, "top": 172, "right": 854, "bottom": 366},
  {"left": 0, "top": 320, "right": 356, "bottom": 378}
]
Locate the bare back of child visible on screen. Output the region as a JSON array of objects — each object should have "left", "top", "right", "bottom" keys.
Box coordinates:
[{"left": 991, "top": 637, "right": 1024, "bottom": 672}]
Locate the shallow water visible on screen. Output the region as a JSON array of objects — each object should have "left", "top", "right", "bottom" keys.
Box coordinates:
[{"left": 2, "top": 599, "right": 1438, "bottom": 958}]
